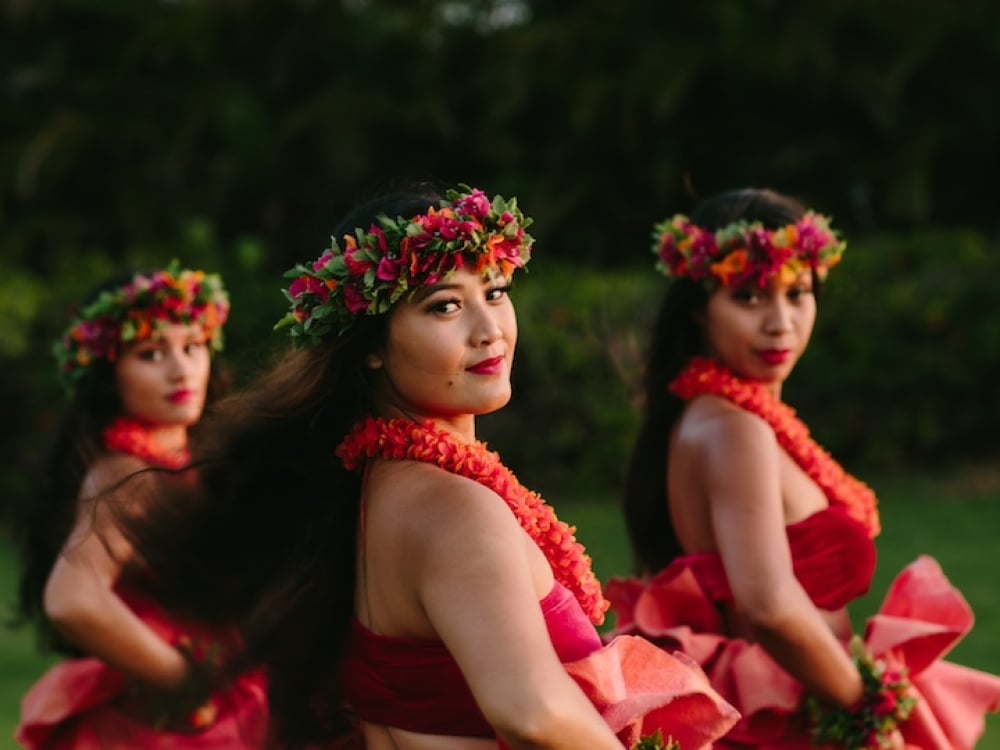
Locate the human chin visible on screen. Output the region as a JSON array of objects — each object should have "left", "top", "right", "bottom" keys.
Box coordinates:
[
  {"left": 471, "top": 380, "right": 513, "bottom": 414},
  {"left": 145, "top": 399, "right": 203, "bottom": 427}
]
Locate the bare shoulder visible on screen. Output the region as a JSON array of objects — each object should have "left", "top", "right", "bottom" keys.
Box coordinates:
[
  {"left": 368, "top": 461, "right": 514, "bottom": 536},
  {"left": 81, "top": 453, "right": 146, "bottom": 494},
  {"left": 64, "top": 454, "right": 149, "bottom": 552},
  {"left": 679, "top": 394, "right": 777, "bottom": 455},
  {"left": 365, "top": 460, "right": 523, "bottom": 549}
]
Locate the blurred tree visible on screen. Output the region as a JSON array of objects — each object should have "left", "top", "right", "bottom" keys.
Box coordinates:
[{"left": 2, "top": 0, "right": 998, "bottom": 516}]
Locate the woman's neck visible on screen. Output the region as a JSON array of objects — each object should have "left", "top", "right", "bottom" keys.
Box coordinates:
[
  {"left": 375, "top": 405, "right": 477, "bottom": 443},
  {"left": 137, "top": 422, "right": 188, "bottom": 453}
]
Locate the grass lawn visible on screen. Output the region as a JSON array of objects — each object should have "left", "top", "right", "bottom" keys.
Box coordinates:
[{"left": 1, "top": 468, "right": 997, "bottom": 748}]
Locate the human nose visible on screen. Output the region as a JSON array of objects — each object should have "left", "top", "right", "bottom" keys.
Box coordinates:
[
  {"left": 164, "top": 347, "right": 193, "bottom": 381},
  {"left": 470, "top": 305, "right": 503, "bottom": 347},
  {"left": 763, "top": 297, "right": 794, "bottom": 334}
]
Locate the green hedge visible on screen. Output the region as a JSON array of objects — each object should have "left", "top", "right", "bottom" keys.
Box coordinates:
[
  {"left": 3, "top": 228, "right": 996, "bottom": 518},
  {"left": 482, "top": 227, "right": 999, "bottom": 496}
]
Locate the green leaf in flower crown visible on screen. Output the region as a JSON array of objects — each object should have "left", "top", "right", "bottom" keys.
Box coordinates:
[{"left": 630, "top": 729, "right": 679, "bottom": 750}]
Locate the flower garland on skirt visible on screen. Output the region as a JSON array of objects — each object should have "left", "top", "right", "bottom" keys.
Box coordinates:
[
  {"left": 669, "top": 357, "right": 880, "bottom": 538},
  {"left": 337, "top": 417, "right": 610, "bottom": 625},
  {"left": 103, "top": 417, "right": 191, "bottom": 471}
]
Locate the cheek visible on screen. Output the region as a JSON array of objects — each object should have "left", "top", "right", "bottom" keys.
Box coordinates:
[
  {"left": 115, "top": 365, "right": 144, "bottom": 399},
  {"left": 192, "top": 353, "right": 212, "bottom": 387},
  {"left": 115, "top": 368, "right": 156, "bottom": 414},
  {"left": 505, "top": 308, "right": 518, "bottom": 346},
  {"left": 704, "top": 307, "right": 741, "bottom": 344},
  {"left": 385, "top": 332, "right": 449, "bottom": 381},
  {"left": 799, "top": 307, "right": 818, "bottom": 340}
]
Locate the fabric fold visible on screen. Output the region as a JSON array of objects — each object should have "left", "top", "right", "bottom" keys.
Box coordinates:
[
  {"left": 607, "top": 555, "right": 1000, "bottom": 750},
  {"left": 16, "top": 590, "right": 268, "bottom": 750},
  {"left": 564, "top": 635, "right": 740, "bottom": 750}
]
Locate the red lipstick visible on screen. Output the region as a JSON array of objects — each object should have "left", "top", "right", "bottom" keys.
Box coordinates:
[
  {"left": 757, "top": 349, "right": 791, "bottom": 366},
  {"left": 168, "top": 389, "right": 193, "bottom": 404},
  {"left": 467, "top": 356, "right": 505, "bottom": 376}
]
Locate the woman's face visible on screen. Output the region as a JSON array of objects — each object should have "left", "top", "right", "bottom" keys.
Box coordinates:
[
  {"left": 114, "top": 322, "right": 212, "bottom": 427},
  {"left": 702, "top": 270, "right": 816, "bottom": 386},
  {"left": 370, "top": 266, "right": 517, "bottom": 432}
]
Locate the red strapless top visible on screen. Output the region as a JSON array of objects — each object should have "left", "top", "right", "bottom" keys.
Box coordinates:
[
  {"left": 674, "top": 504, "right": 875, "bottom": 610},
  {"left": 342, "top": 581, "right": 601, "bottom": 737}
]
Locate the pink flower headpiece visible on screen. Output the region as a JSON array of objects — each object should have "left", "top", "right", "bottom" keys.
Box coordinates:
[
  {"left": 56, "top": 260, "right": 230, "bottom": 390},
  {"left": 652, "top": 212, "right": 846, "bottom": 289},
  {"left": 275, "top": 185, "right": 534, "bottom": 343}
]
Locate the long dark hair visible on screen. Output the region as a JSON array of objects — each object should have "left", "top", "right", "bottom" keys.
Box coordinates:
[
  {"left": 623, "top": 188, "right": 810, "bottom": 575},
  {"left": 116, "top": 190, "right": 442, "bottom": 749},
  {"left": 14, "top": 272, "right": 230, "bottom": 653}
]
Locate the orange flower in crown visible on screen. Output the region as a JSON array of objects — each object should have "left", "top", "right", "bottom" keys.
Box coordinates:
[
  {"left": 275, "top": 185, "right": 534, "bottom": 343},
  {"left": 55, "top": 260, "right": 230, "bottom": 391},
  {"left": 652, "top": 212, "right": 846, "bottom": 289}
]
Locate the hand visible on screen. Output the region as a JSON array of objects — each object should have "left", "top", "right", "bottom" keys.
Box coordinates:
[
  {"left": 887, "top": 728, "right": 906, "bottom": 750},
  {"left": 119, "top": 636, "right": 225, "bottom": 732}
]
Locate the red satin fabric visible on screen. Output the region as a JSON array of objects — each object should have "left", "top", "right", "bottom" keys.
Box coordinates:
[
  {"left": 16, "top": 590, "right": 268, "bottom": 749},
  {"left": 342, "top": 581, "right": 602, "bottom": 737},
  {"left": 343, "top": 580, "right": 741, "bottom": 749},
  {"left": 607, "top": 547, "right": 1000, "bottom": 750},
  {"left": 673, "top": 505, "right": 876, "bottom": 610}
]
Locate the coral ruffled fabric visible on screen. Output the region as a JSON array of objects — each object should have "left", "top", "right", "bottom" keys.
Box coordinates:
[
  {"left": 564, "top": 635, "right": 740, "bottom": 750},
  {"left": 864, "top": 556, "right": 1000, "bottom": 750},
  {"left": 607, "top": 555, "right": 1000, "bottom": 750},
  {"left": 16, "top": 590, "right": 268, "bottom": 749}
]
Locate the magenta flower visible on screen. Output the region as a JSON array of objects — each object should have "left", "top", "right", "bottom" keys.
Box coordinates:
[
  {"left": 376, "top": 255, "right": 404, "bottom": 282},
  {"left": 343, "top": 283, "right": 368, "bottom": 315},
  {"left": 344, "top": 247, "right": 372, "bottom": 278},
  {"left": 453, "top": 189, "right": 491, "bottom": 218},
  {"left": 289, "top": 274, "right": 330, "bottom": 303},
  {"left": 312, "top": 250, "right": 335, "bottom": 272},
  {"left": 275, "top": 186, "right": 533, "bottom": 343}
]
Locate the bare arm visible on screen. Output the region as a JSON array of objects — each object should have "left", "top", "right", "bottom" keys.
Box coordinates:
[
  {"left": 403, "top": 473, "right": 623, "bottom": 750},
  {"left": 43, "top": 456, "right": 188, "bottom": 689},
  {"left": 699, "top": 409, "right": 863, "bottom": 707}
]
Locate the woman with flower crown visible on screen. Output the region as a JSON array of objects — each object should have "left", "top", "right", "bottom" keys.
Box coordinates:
[
  {"left": 15, "top": 263, "right": 268, "bottom": 748},
  {"left": 606, "top": 188, "right": 1000, "bottom": 750},
  {"left": 101, "top": 185, "right": 740, "bottom": 750}
]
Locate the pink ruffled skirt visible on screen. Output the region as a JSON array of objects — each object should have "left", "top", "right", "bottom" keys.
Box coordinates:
[
  {"left": 16, "top": 593, "right": 268, "bottom": 750},
  {"left": 606, "top": 555, "right": 1000, "bottom": 750}
]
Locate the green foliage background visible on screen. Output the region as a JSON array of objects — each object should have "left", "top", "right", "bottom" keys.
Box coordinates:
[
  {"left": 1, "top": 3, "right": 999, "bottom": 745},
  {"left": 3, "top": 0, "right": 999, "bottom": 510}
]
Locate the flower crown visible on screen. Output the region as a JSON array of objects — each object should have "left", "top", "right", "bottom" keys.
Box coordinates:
[
  {"left": 55, "top": 260, "right": 230, "bottom": 390},
  {"left": 275, "top": 186, "right": 534, "bottom": 343},
  {"left": 652, "top": 212, "right": 846, "bottom": 288}
]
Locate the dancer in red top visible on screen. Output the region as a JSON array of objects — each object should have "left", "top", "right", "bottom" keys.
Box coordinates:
[
  {"left": 15, "top": 263, "right": 268, "bottom": 748},
  {"left": 608, "top": 188, "right": 1000, "bottom": 750},
  {"left": 112, "top": 184, "right": 739, "bottom": 750}
]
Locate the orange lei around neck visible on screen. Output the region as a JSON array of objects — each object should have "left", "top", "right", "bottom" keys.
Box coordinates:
[
  {"left": 669, "top": 357, "right": 880, "bottom": 538},
  {"left": 337, "top": 417, "right": 610, "bottom": 625},
  {"left": 103, "top": 417, "right": 191, "bottom": 470}
]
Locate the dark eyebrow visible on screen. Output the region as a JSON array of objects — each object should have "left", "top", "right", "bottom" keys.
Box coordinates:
[{"left": 410, "top": 283, "right": 462, "bottom": 304}]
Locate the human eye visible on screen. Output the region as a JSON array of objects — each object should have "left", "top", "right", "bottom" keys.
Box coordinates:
[
  {"left": 426, "top": 297, "right": 461, "bottom": 315},
  {"left": 485, "top": 283, "right": 511, "bottom": 303},
  {"left": 788, "top": 282, "right": 814, "bottom": 302},
  {"left": 730, "top": 287, "right": 760, "bottom": 304},
  {"left": 134, "top": 347, "right": 164, "bottom": 362},
  {"left": 788, "top": 287, "right": 812, "bottom": 302},
  {"left": 184, "top": 340, "right": 208, "bottom": 355}
]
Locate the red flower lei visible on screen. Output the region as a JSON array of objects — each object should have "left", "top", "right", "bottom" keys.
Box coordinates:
[
  {"left": 103, "top": 417, "right": 191, "bottom": 470},
  {"left": 669, "top": 357, "right": 880, "bottom": 538},
  {"left": 337, "top": 417, "right": 610, "bottom": 625}
]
